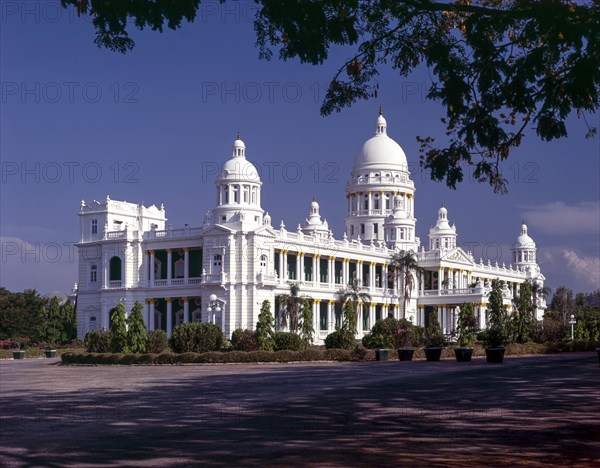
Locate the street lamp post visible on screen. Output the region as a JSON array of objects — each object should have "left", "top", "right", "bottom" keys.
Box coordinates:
[
  {"left": 207, "top": 294, "right": 224, "bottom": 325},
  {"left": 569, "top": 314, "right": 576, "bottom": 341}
]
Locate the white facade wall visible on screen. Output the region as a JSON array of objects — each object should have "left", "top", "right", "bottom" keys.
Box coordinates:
[{"left": 74, "top": 114, "right": 547, "bottom": 341}]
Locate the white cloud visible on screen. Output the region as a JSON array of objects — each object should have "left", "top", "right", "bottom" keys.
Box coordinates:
[
  {"left": 0, "top": 236, "right": 76, "bottom": 294},
  {"left": 561, "top": 250, "right": 600, "bottom": 289},
  {"left": 520, "top": 201, "right": 600, "bottom": 236}
]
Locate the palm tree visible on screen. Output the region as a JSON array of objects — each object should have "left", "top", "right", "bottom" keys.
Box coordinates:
[
  {"left": 389, "top": 250, "right": 421, "bottom": 319},
  {"left": 527, "top": 279, "right": 551, "bottom": 311},
  {"left": 337, "top": 278, "right": 371, "bottom": 334},
  {"left": 277, "top": 282, "right": 310, "bottom": 333}
]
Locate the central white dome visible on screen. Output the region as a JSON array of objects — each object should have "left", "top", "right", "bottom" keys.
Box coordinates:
[{"left": 353, "top": 113, "right": 408, "bottom": 172}]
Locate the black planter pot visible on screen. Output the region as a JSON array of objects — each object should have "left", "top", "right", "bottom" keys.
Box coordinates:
[
  {"left": 454, "top": 347, "right": 473, "bottom": 362},
  {"left": 45, "top": 350, "right": 57, "bottom": 358},
  {"left": 424, "top": 347, "right": 443, "bottom": 362},
  {"left": 397, "top": 348, "right": 414, "bottom": 361},
  {"left": 375, "top": 349, "right": 389, "bottom": 361},
  {"left": 485, "top": 347, "right": 505, "bottom": 363},
  {"left": 12, "top": 350, "right": 25, "bottom": 360}
]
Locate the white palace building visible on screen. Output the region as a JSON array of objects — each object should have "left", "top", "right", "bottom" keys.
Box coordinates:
[{"left": 75, "top": 112, "right": 546, "bottom": 343}]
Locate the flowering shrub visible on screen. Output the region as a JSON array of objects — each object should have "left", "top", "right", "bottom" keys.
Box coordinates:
[{"left": 395, "top": 327, "right": 414, "bottom": 348}]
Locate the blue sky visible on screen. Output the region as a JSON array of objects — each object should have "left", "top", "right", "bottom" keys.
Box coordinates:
[{"left": 1, "top": 1, "right": 599, "bottom": 296}]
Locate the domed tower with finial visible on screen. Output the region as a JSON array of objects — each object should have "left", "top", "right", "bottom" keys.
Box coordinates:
[
  {"left": 210, "top": 133, "right": 264, "bottom": 227},
  {"left": 302, "top": 198, "right": 330, "bottom": 239},
  {"left": 345, "top": 108, "right": 415, "bottom": 243},
  {"left": 428, "top": 203, "right": 457, "bottom": 250},
  {"left": 383, "top": 194, "right": 418, "bottom": 250},
  {"left": 511, "top": 223, "right": 539, "bottom": 273}
]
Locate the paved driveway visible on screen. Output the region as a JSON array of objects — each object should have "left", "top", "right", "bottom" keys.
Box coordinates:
[{"left": 1, "top": 353, "right": 599, "bottom": 467}]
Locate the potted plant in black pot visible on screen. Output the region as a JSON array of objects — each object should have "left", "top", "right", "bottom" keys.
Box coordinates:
[
  {"left": 455, "top": 302, "right": 477, "bottom": 362},
  {"left": 424, "top": 309, "right": 445, "bottom": 361},
  {"left": 395, "top": 319, "right": 415, "bottom": 361},
  {"left": 484, "top": 279, "right": 509, "bottom": 363},
  {"left": 44, "top": 343, "right": 57, "bottom": 358},
  {"left": 11, "top": 338, "right": 25, "bottom": 360}
]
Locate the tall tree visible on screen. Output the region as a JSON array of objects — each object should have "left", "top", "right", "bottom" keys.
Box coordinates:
[
  {"left": 511, "top": 281, "right": 533, "bottom": 343},
  {"left": 127, "top": 301, "right": 148, "bottom": 353},
  {"left": 0, "top": 288, "right": 48, "bottom": 342},
  {"left": 46, "top": 297, "right": 61, "bottom": 345},
  {"left": 109, "top": 303, "right": 128, "bottom": 353},
  {"left": 389, "top": 250, "right": 420, "bottom": 319},
  {"left": 298, "top": 298, "right": 314, "bottom": 348},
  {"left": 277, "top": 283, "right": 310, "bottom": 333},
  {"left": 256, "top": 300, "right": 275, "bottom": 351},
  {"left": 486, "top": 278, "right": 509, "bottom": 346},
  {"left": 550, "top": 285, "right": 577, "bottom": 323},
  {"left": 62, "top": 0, "right": 599, "bottom": 192},
  {"left": 338, "top": 277, "right": 371, "bottom": 335}
]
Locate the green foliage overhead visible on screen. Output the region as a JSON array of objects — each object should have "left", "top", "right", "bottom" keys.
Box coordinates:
[
  {"left": 61, "top": 0, "right": 600, "bottom": 193},
  {"left": 127, "top": 301, "right": 148, "bottom": 354}
]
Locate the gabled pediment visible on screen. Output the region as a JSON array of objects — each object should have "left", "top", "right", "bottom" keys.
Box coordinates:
[{"left": 441, "top": 247, "right": 474, "bottom": 265}]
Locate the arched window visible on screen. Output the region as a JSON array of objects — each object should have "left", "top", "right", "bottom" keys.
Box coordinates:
[
  {"left": 109, "top": 257, "right": 121, "bottom": 281},
  {"left": 260, "top": 254, "right": 268, "bottom": 269},
  {"left": 363, "top": 195, "right": 369, "bottom": 210},
  {"left": 223, "top": 185, "right": 229, "bottom": 203}
]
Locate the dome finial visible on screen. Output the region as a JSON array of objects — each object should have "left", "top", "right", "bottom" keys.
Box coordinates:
[
  {"left": 236, "top": 132, "right": 241, "bottom": 140},
  {"left": 379, "top": 104, "right": 383, "bottom": 116}
]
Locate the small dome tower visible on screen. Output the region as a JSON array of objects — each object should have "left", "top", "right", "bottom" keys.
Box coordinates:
[
  {"left": 210, "top": 133, "right": 264, "bottom": 227},
  {"left": 428, "top": 204, "right": 457, "bottom": 250},
  {"left": 511, "top": 223, "right": 538, "bottom": 270}
]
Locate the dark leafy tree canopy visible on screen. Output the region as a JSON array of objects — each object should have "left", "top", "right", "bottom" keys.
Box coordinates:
[{"left": 61, "top": 0, "right": 598, "bottom": 193}]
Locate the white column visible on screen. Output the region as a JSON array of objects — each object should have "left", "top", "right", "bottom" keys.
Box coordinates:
[
  {"left": 183, "top": 298, "right": 189, "bottom": 323},
  {"left": 166, "top": 298, "right": 172, "bottom": 336},
  {"left": 149, "top": 251, "right": 155, "bottom": 287},
  {"left": 184, "top": 248, "right": 189, "bottom": 282},
  {"left": 282, "top": 251, "right": 288, "bottom": 281},
  {"left": 102, "top": 254, "right": 108, "bottom": 289},
  {"left": 328, "top": 257, "right": 334, "bottom": 288},
  {"left": 148, "top": 300, "right": 155, "bottom": 330},
  {"left": 313, "top": 300, "right": 320, "bottom": 333},
  {"left": 298, "top": 253, "right": 304, "bottom": 282},
  {"left": 167, "top": 249, "right": 172, "bottom": 284},
  {"left": 278, "top": 250, "right": 284, "bottom": 283},
  {"left": 370, "top": 263, "right": 376, "bottom": 290},
  {"left": 343, "top": 260, "right": 349, "bottom": 286},
  {"left": 438, "top": 267, "right": 443, "bottom": 294},
  {"left": 101, "top": 300, "right": 108, "bottom": 329},
  {"left": 328, "top": 301, "right": 335, "bottom": 333},
  {"left": 357, "top": 261, "right": 363, "bottom": 285},
  {"left": 314, "top": 255, "right": 320, "bottom": 287}
]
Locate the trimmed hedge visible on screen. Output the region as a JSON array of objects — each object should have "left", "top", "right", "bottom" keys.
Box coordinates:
[
  {"left": 60, "top": 348, "right": 363, "bottom": 365},
  {"left": 59, "top": 341, "right": 600, "bottom": 365}
]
